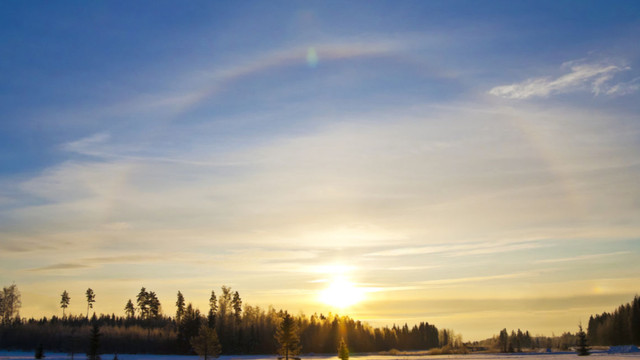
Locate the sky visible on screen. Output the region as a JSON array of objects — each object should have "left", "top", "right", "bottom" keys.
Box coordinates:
[{"left": 1, "top": 0, "right": 640, "bottom": 341}]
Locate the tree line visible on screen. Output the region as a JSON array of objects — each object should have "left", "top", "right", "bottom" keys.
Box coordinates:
[
  {"left": 470, "top": 327, "right": 583, "bottom": 352},
  {"left": 587, "top": 295, "right": 640, "bottom": 346},
  {"left": 469, "top": 295, "right": 640, "bottom": 353},
  {"left": 0, "top": 284, "right": 445, "bottom": 355}
]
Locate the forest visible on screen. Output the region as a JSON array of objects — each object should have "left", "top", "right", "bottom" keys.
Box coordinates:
[
  {"left": 0, "top": 284, "right": 446, "bottom": 355},
  {"left": 1, "top": 283, "right": 638, "bottom": 356}
]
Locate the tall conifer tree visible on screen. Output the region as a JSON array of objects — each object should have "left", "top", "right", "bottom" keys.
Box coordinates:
[
  {"left": 275, "top": 312, "right": 301, "bottom": 360},
  {"left": 60, "top": 290, "right": 70, "bottom": 318},
  {"left": 85, "top": 288, "right": 95, "bottom": 318},
  {"left": 176, "top": 291, "right": 185, "bottom": 322}
]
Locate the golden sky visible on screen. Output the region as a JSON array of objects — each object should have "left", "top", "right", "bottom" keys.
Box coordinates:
[{"left": 2, "top": 1, "right": 640, "bottom": 342}]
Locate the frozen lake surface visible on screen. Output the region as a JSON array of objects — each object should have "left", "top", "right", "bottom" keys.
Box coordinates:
[{"left": 2, "top": 352, "right": 640, "bottom": 360}]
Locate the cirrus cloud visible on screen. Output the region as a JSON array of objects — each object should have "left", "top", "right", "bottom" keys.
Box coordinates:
[{"left": 489, "top": 59, "right": 635, "bottom": 99}]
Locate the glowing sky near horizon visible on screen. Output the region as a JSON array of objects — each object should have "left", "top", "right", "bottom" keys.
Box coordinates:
[{"left": 1, "top": 0, "right": 640, "bottom": 341}]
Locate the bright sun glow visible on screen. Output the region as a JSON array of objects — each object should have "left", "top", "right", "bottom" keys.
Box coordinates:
[{"left": 319, "top": 277, "right": 365, "bottom": 308}]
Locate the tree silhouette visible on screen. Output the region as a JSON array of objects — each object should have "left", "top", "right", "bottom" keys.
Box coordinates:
[
  {"left": 275, "top": 312, "right": 301, "bottom": 360},
  {"left": 178, "top": 303, "right": 202, "bottom": 353},
  {"left": 176, "top": 291, "right": 185, "bottom": 323},
  {"left": 148, "top": 291, "right": 161, "bottom": 318},
  {"left": 498, "top": 328, "right": 508, "bottom": 353},
  {"left": 516, "top": 329, "right": 523, "bottom": 352},
  {"left": 85, "top": 288, "right": 96, "bottom": 318},
  {"left": 232, "top": 291, "right": 242, "bottom": 324},
  {"left": 60, "top": 290, "right": 70, "bottom": 318},
  {"left": 191, "top": 323, "right": 222, "bottom": 360},
  {"left": 338, "top": 338, "right": 349, "bottom": 360},
  {"left": 137, "top": 287, "right": 149, "bottom": 319},
  {"left": 218, "top": 287, "right": 231, "bottom": 324},
  {"left": 0, "top": 284, "right": 22, "bottom": 325},
  {"left": 577, "top": 324, "right": 590, "bottom": 356},
  {"left": 124, "top": 299, "right": 135, "bottom": 318},
  {"left": 208, "top": 290, "right": 217, "bottom": 329}
]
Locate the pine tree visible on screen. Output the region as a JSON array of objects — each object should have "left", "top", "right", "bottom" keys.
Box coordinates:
[
  {"left": 60, "top": 290, "right": 70, "bottom": 318},
  {"left": 136, "top": 287, "right": 149, "bottom": 320},
  {"left": 275, "top": 312, "right": 301, "bottom": 360},
  {"left": 85, "top": 288, "right": 96, "bottom": 318},
  {"left": 148, "top": 291, "right": 161, "bottom": 318},
  {"left": 338, "top": 338, "right": 349, "bottom": 360},
  {"left": 191, "top": 323, "right": 222, "bottom": 360},
  {"left": 577, "top": 324, "right": 590, "bottom": 356}
]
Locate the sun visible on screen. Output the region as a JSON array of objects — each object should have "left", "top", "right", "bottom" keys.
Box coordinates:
[{"left": 319, "top": 277, "right": 365, "bottom": 309}]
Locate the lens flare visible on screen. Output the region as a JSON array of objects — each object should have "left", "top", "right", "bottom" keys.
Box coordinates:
[{"left": 306, "top": 47, "right": 319, "bottom": 68}]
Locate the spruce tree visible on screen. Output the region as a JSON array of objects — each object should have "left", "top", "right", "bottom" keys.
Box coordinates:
[
  {"left": 190, "top": 323, "right": 222, "bottom": 360},
  {"left": 176, "top": 291, "right": 185, "bottom": 322},
  {"left": 208, "top": 291, "right": 217, "bottom": 329},
  {"left": 124, "top": 299, "right": 135, "bottom": 319},
  {"left": 232, "top": 291, "right": 242, "bottom": 324},
  {"left": 275, "top": 312, "right": 301, "bottom": 360},
  {"left": 498, "top": 329, "right": 508, "bottom": 353},
  {"left": 338, "top": 338, "right": 349, "bottom": 360},
  {"left": 577, "top": 324, "right": 590, "bottom": 356}
]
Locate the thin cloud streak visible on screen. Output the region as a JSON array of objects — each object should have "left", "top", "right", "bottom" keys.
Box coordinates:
[
  {"left": 27, "top": 263, "right": 92, "bottom": 272},
  {"left": 365, "top": 240, "right": 546, "bottom": 258},
  {"left": 535, "top": 251, "right": 631, "bottom": 264},
  {"left": 62, "top": 133, "right": 248, "bottom": 168},
  {"left": 418, "top": 272, "right": 533, "bottom": 286}
]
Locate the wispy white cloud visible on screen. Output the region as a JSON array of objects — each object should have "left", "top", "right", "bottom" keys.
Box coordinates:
[
  {"left": 604, "top": 77, "right": 640, "bottom": 96},
  {"left": 61, "top": 132, "right": 246, "bottom": 167},
  {"left": 365, "top": 240, "right": 546, "bottom": 257},
  {"left": 388, "top": 265, "right": 436, "bottom": 271},
  {"left": 489, "top": 59, "right": 635, "bottom": 99},
  {"left": 417, "top": 270, "right": 543, "bottom": 286}
]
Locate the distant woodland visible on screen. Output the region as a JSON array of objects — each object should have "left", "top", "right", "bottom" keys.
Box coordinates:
[
  {"left": 470, "top": 295, "right": 640, "bottom": 352},
  {"left": 588, "top": 295, "right": 640, "bottom": 346},
  {"left": 1, "top": 284, "right": 638, "bottom": 355}
]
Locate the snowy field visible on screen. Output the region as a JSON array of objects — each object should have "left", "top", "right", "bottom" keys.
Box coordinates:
[{"left": 2, "top": 352, "right": 640, "bottom": 360}]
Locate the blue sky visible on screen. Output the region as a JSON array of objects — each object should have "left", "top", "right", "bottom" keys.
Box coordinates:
[{"left": 1, "top": 1, "right": 640, "bottom": 340}]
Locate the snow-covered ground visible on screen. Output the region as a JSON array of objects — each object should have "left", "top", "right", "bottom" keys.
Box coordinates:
[{"left": 2, "top": 352, "right": 640, "bottom": 360}]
